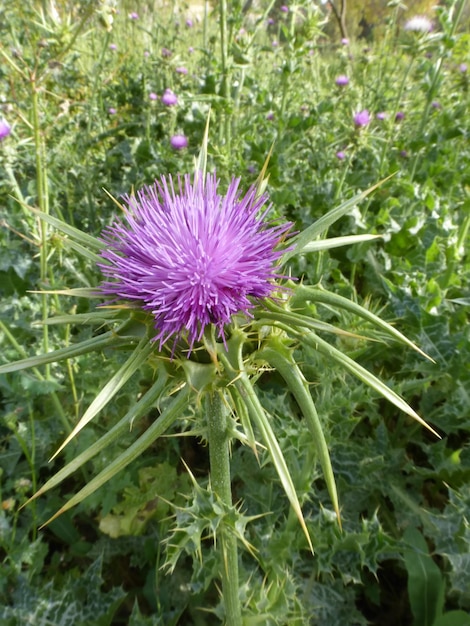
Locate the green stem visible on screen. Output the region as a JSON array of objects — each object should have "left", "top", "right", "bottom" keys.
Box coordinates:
[
  {"left": 31, "top": 75, "right": 50, "bottom": 377},
  {"left": 205, "top": 390, "right": 241, "bottom": 626},
  {"left": 218, "top": 0, "right": 231, "bottom": 150}
]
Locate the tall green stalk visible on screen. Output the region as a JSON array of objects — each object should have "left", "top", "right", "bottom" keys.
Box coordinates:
[
  {"left": 31, "top": 75, "right": 50, "bottom": 377},
  {"left": 205, "top": 390, "right": 242, "bottom": 626},
  {"left": 218, "top": 0, "right": 231, "bottom": 150}
]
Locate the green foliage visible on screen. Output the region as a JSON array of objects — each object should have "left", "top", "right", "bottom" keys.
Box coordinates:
[{"left": 0, "top": 0, "right": 469, "bottom": 624}]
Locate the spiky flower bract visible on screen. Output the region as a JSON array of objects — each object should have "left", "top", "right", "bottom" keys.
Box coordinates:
[{"left": 98, "top": 172, "right": 291, "bottom": 352}]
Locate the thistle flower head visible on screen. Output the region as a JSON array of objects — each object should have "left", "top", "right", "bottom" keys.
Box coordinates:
[
  {"left": 404, "top": 15, "right": 433, "bottom": 33},
  {"left": 0, "top": 118, "right": 11, "bottom": 140},
  {"left": 354, "top": 109, "right": 370, "bottom": 127},
  {"left": 98, "top": 172, "right": 291, "bottom": 353},
  {"left": 335, "top": 75, "right": 349, "bottom": 87}
]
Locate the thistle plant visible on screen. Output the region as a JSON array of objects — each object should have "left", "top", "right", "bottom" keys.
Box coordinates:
[{"left": 0, "top": 130, "right": 438, "bottom": 624}]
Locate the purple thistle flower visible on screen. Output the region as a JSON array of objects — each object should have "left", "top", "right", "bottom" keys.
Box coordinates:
[
  {"left": 336, "top": 150, "right": 346, "bottom": 160},
  {"left": 395, "top": 111, "right": 405, "bottom": 121},
  {"left": 98, "top": 172, "right": 291, "bottom": 353},
  {"left": 109, "top": 43, "right": 117, "bottom": 51},
  {"left": 186, "top": 18, "right": 193, "bottom": 27},
  {"left": 335, "top": 75, "right": 349, "bottom": 86},
  {"left": 459, "top": 63, "right": 467, "bottom": 73},
  {"left": 354, "top": 109, "right": 370, "bottom": 127},
  {"left": 176, "top": 66, "right": 188, "bottom": 75},
  {"left": 170, "top": 134, "right": 188, "bottom": 149},
  {"left": 149, "top": 92, "right": 158, "bottom": 101},
  {"left": 161, "top": 89, "right": 178, "bottom": 106},
  {"left": 129, "top": 12, "right": 139, "bottom": 20},
  {"left": 161, "top": 47, "right": 172, "bottom": 58},
  {"left": 0, "top": 118, "right": 11, "bottom": 140},
  {"left": 376, "top": 111, "right": 387, "bottom": 121},
  {"left": 280, "top": 5, "right": 288, "bottom": 12},
  {"left": 108, "top": 107, "right": 117, "bottom": 115},
  {"left": 341, "top": 38, "right": 349, "bottom": 45}
]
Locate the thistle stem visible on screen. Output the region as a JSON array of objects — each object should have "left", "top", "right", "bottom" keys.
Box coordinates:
[{"left": 205, "top": 390, "right": 241, "bottom": 626}]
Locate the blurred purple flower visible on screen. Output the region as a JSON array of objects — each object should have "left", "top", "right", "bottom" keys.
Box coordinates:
[
  {"left": 335, "top": 75, "right": 349, "bottom": 86},
  {"left": 395, "top": 111, "right": 405, "bottom": 121},
  {"left": 161, "top": 48, "right": 172, "bottom": 58},
  {"left": 186, "top": 18, "right": 193, "bottom": 27},
  {"left": 129, "top": 12, "right": 139, "bottom": 20},
  {"left": 404, "top": 16, "right": 433, "bottom": 33},
  {"left": 431, "top": 101, "right": 441, "bottom": 109},
  {"left": 108, "top": 107, "right": 117, "bottom": 115},
  {"left": 336, "top": 151, "right": 346, "bottom": 160},
  {"left": 376, "top": 112, "right": 387, "bottom": 120},
  {"left": 144, "top": 50, "right": 150, "bottom": 58},
  {"left": 161, "top": 89, "right": 178, "bottom": 106},
  {"left": 354, "top": 109, "right": 370, "bottom": 127},
  {"left": 109, "top": 44, "right": 117, "bottom": 51},
  {"left": 459, "top": 63, "right": 467, "bottom": 73},
  {"left": 280, "top": 5, "right": 288, "bottom": 12},
  {"left": 400, "top": 150, "right": 408, "bottom": 158},
  {"left": 341, "top": 38, "right": 349, "bottom": 45},
  {"left": 176, "top": 66, "right": 188, "bottom": 75},
  {"left": 188, "top": 46, "right": 194, "bottom": 53},
  {"left": 170, "top": 134, "right": 188, "bottom": 149},
  {"left": 0, "top": 118, "right": 11, "bottom": 140},
  {"left": 266, "top": 111, "right": 274, "bottom": 120},
  {"left": 267, "top": 17, "right": 275, "bottom": 25},
  {"left": 149, "top": 92, "right": 158, "bottom": 101},
  {"left": 98, "top": 172, "right": 291, "bottom": 352}
]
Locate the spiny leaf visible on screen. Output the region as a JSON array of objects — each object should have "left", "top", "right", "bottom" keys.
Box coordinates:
[
  {"left": 282, "top": 175, "right": 393, "bottom": 263},
  {"left": 40, "top": 387, "right": 190, "bottom": 526},
  {"left": 50, "top": 336, "right": 155, "bottom": 460},
  {"left": 24, "top": 368, "right": 171, "bottom": 506},
  {"left": 0, "top": 328, "right": 131, "bottom": 374},
  {"left": 291, "top": 285, "right": 434, "bottom": 362},
  {"left": 259, "top": 340, "right": 341, "bottom": 527}
]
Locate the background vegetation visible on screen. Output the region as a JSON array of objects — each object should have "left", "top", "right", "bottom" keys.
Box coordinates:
[{"left": 0, "top": 0, "right": 469, "bottom": 624}]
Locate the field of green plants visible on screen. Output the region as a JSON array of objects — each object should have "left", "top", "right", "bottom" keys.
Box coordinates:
[{"left": 1, "top": 1, "right": 469, "bottom": 624}]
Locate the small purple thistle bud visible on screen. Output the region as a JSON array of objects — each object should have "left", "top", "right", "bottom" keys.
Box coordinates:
[
  {"left": 341, "top": 38, "right": 349, "bottom": 45},
  {"left": 459, "top": 63, "right": 467, "bottom": 73},
  {"left": 354, "top": 109, "right": 370, "bottom": 127},
  {"left": 335, "top": 75, "right": 349, "bottom": 86},
  {"left": 170, "top": 134, "right": 188, "bottom": 149},
  {"left": 109, "top": 43, "right": 117, "bottom": 51},
  {"left": 376, "top": 111, "right": 387, "bottom": 121},
  {"left": 431, "top": 101, "right": 440, "bottom": 109},
  {"left": 0, "top": 118, "right": 11, "bottom": 140},
  {"left": 266, "top": 111, "right": 274, "bottom": 121},
  {"left": 336, "top": 151, "right": 346, "bottom": 160},
  {"left": 161, "top": 89, "right": 178, "bottom": 106},
  {"left": 186, "top": 18, "right": 193, "bottom": 27},
  {"left": 395, "top": 111, "right": 405, "bottom": 121},
  {"left": 176, "top": 66, "right": 188, "bottom": 75},
  {"left": 129, "top": 12, "right": 139, "bottom": 20},
  {"left": 149, "top": 92, "right": 158, "bottom": 101},
  {"left": 161, "top": 48, "right": 172, "bottom": 58},
  {"left": 280, "top": 5, "right": 288, "bottom": 12},
  {"left": 108, "top": 107, "right": 117, "bottom": 115}
]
